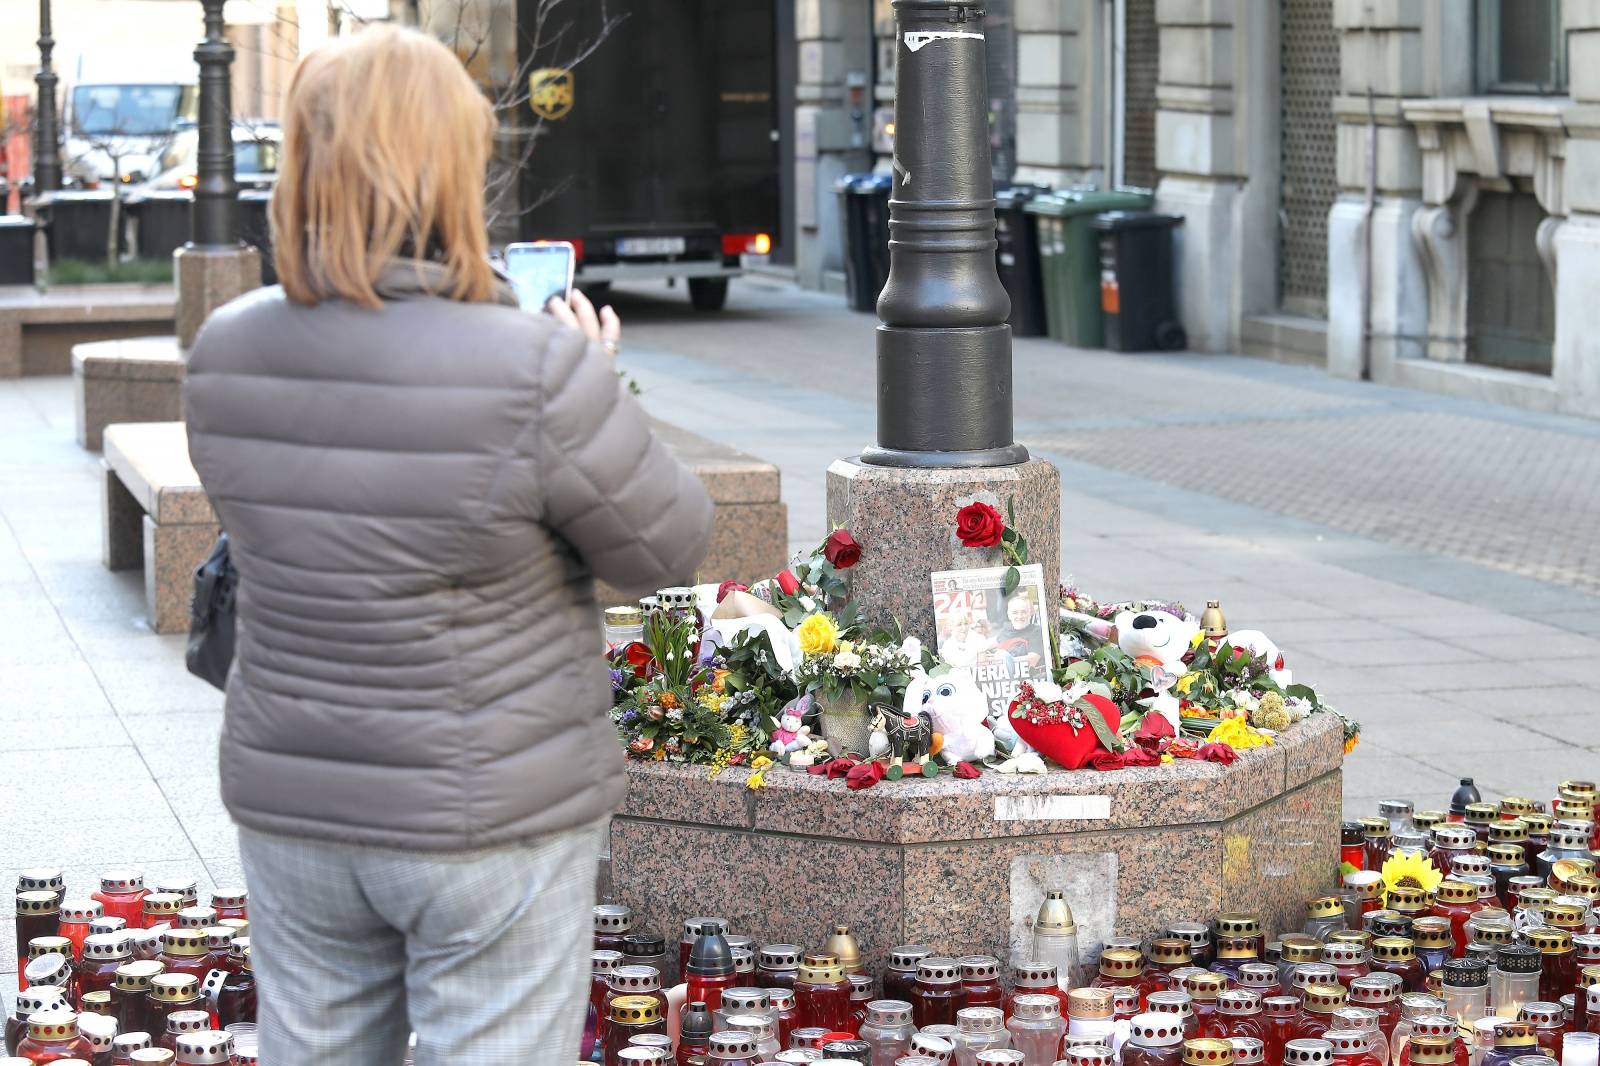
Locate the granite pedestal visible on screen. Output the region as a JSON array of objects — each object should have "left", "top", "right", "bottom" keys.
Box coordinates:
[
  {"left": 73, "top": 336, "right": 185, "bottom": 450},
  {"left": 610, "top": 710, "right": 1344, "bottom": 981},
  {"left": 174, "top": 245, "right": 261, "bottom": 349},
  {"left": 0, "top": 284, "right": 175, "bottom": 377},
  {"left": 826, "top": 457, "right": 1062, "bottom": 644}
]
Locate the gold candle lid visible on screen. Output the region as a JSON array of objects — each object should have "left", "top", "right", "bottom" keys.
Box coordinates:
[
  {"left": 1372, "top": 937, "right": 1415, "bottom": 962},
  {"left": 1182, "top": 972, "right": 1227, "bottom": 1001},
  {"left": 1302, "top": 984, "right": 1348, "bottom": 1014},
  {"left": 113, "top": 959, "right": 164, "bottom": 991},
  {"left": 1217, "top": 913, "right": 1261, "bottom": 937},
  {"left": 1409, "top": 1038, "right": 1456, "bottom": 1065},
  {"left": 14, "top": 890, "right": 58, "bottom": 914},
  {"left": 1500, "top": 797, "right": 1536, "bottom": 815},
  {"left": 1217, "top": 935, "right": 1258, "bottom": 960},
  {"left": 605, "top": 606, "right": 643, "bottom": 626},
  {"left": 1036, "top": 890, "right": 1078, "bottom": 934},
  {"left": 1436, "top": 881, "right": 1477, "bottom": 905},
  {"left": 1464, "top": 803, "right": 1498, "bottom": 825},
  {"left": 1492, "top": 1022, "right": 1537, "bottom": 1048},
  {"left": 610, "top": 995, "right": 660, "bottom": 1024},
  {"left": 823, "top": 924, "right": 861, "bottom": 973},
  {"left": 1568, "top": 874, "right": 1600, "bottom": 899},
  {"left": 1329, "top": 930, "right": 1373, "bottom": 948},
  {"left": 1490, "top": 820, "right": 1529, "bottom": 843},
  {"left": 1307, "top": 895, "right": 1345, "bottom": 919},
  {"left": 142, "top": 892, "right": 185, "bottom": 917},
  {"left": 1542, "top": 903, "right": 1586, "bottom": 930},
  {"left": 160, "top": 927, "right": 209, "bottom": 957},
  {"left": 1523, "top": 812, "right": 1554, "bottom": 833},
  {"left": 1099, "top": 948, "right": 1144, "bottom": 978},
  {"left": 80, "top": 989, "right": 113, "bottom": 1014},
  {"left": 1413, "top": 811, "right": 1446, "bottom": 830},
  {"left": 1411, "top": 918, "right": 1453, "bottom": 950},
  {"left": 1527, "top": 928, "right": 1574, "bottom": 954},
  {"left": 1069, "top": 987, "right": 1115, "bottom": 1019},
  {"left": 1386, "top": 886, "right": 1429, "bottom": 914},
  {"left": 1183, "top": 1038, "right": 1235, "bottom": 1066},
  {"left": 1519, "top": 887, "right": 1558, "bottom": 908},
  {"left": 1488, "top": 843, "right": 1526, "bottom": 863},
  {"left": 1280, "top": 937, "right": 1322, "bottom": 963},
  {"left": 28, "top": 935, "right": 71, "bottom": 959},
  {"left": 149, "top": 973, "right": 200, "bottom": 1004},
  {"left": 1579, "top": 965, "right": 1600, "bottom": 988},
  {"left": 1358, "top": 817, "right": 1390, "bottom": 838},
  {"left": 1150, "top": 938, "right": 1193, "bottom": 965}
]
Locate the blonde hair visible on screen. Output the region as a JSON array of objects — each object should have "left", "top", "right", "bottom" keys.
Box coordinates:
[{"left": 270, "top": 25, "right": 498, "bottom": 309}]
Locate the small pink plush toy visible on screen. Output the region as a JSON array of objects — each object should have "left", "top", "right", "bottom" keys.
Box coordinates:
[{"left": 769, "top": 694, "right": 814, "bottom": 756}]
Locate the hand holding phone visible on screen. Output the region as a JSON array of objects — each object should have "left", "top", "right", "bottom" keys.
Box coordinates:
[
  {"left": 544, "top": 285, "right": 622, "bottom": 361},
  {"left": 504, "top": 241, "right": 575, "bottom": 311}
]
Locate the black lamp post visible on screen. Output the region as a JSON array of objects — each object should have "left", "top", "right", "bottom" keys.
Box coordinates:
[
  {"left": 860, "top": 0, "right": 1028, "bottom": 469},
  {"left": 33, "top": 0, "right": 61, "bottom": 194},
  {"left": 191, "top": 0, "right": 238, "bottom": 248}
]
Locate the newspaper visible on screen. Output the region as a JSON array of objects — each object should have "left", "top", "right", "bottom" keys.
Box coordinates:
[{"left": 930, "top": 564, "right": 1054, "bottom": 720}]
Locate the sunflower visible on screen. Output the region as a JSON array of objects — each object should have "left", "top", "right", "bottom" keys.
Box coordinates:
[{"left": 1380, "top": 850, "right": 1442, "bottom": 904}]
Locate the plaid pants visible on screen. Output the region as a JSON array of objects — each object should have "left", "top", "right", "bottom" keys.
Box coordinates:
[{"left": 238, "top": 819, "right": 606, "bottom": 1066}]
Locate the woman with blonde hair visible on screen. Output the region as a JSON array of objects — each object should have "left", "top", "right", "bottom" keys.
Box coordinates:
[{"left": 184, "top": 25, "right": 713, "bottom": 1064}]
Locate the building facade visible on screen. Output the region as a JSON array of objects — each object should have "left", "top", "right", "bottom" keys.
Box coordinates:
[{"left": 792, "top": 0, "right": 1600, "bottom": 420}]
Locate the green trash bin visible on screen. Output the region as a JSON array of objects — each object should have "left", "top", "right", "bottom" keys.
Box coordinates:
[{"left": 1026, "top": 187, "right": 1153, "bottom": 347}]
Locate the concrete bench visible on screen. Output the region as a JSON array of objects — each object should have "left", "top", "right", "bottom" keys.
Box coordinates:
[
  {"left": 0, "top": 283, "right": 175, "bottom": 377},
  {"left": 73, "top": 336, "right": 185, "bottom": 450},
  {"left": 102, "top": 421, "right": 219, "bottom": 634}
]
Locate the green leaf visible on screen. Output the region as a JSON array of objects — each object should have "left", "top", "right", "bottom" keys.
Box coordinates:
[
  {"left": 872, "top": 684, "right": 891, "bottom": 701},
  {"left": 1062, "top": 660, "right": 1092, "bottom": 680},
  {"left": 1002, "top": 565, "right": 1020, "bottom": 598}
]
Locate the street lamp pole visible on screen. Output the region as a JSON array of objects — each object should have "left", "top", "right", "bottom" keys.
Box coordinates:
[
  {"left": 860, "top": 0, "right": 1028, "bottom": 470},
  {"left": 191, "top": 0, "right": 238, "bottom": 248},
  {"left": 33, "top": 0, "right": 61, "bottom": 193}
]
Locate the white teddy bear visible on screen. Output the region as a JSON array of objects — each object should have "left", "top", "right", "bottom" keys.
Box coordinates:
[
  {"left": 1071, "top": 607, "right": 1199, "bottom": 733},
  {"left": 903, "top": 668, "right": 996, "bottom": 766},
  {"left": 1220, "top": 630, "right": 1292, "bottom": 688}
]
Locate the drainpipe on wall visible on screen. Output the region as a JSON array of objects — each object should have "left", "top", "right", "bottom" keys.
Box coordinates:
[{"left": 1357, "top": 25, "right": 1377, "bottom": 380}]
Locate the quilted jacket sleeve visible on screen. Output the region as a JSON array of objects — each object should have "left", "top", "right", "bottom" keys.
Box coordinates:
[{"left": 537, "top": 326, "right": 715, "bottom": 599}]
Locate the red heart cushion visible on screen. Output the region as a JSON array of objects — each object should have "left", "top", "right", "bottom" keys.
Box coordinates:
[{"left": 1009, "top": 693, "right": 1124, "bottom": 770}]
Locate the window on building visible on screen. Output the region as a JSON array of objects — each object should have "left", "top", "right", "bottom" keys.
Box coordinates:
[{"left": 1476, "top": 0, "right": 1566, "bottom": 94}]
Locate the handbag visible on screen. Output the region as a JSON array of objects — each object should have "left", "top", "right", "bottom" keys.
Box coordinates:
[{"left": 186, "top": 533, "right": 237, "bottom": 691}]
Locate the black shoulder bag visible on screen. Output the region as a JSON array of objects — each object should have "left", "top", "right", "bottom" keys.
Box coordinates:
[{"left": 186, "top": 533, "right": 237, "bottom": 691}]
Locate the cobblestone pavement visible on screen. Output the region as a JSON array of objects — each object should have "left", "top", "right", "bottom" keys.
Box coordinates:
[{"left": 2, "top": 275, "right": 1598, "bottom": 985}]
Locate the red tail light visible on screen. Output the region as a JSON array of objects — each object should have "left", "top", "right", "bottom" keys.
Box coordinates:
[{"left": 721, "top": 233, "right": 772, "bottom": 256}]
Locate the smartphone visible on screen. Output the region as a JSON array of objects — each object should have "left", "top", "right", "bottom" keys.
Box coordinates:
[{"left": 504, "top": 241, "right": 576, "bottom": 312}]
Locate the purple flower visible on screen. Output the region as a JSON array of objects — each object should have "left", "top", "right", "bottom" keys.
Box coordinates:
[
  {"left": 609, "top": 668, "right": 627, "bottom": 692},
  {"left": 621, "top": 709, "right": 638, "bottom": 724}
]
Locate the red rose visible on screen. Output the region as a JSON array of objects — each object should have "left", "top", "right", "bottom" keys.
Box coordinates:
[
  {"left": 775, "top": 569, "right": 801, "bottom": 595},
  {"left": 823, "top": 529, "right": 862, "bottom": 570},
  {"left": 716, "top": 580, "right": 747, "bottom": 603},
  {"left": 955, "top": 502, "right": 1005, "bottom": 549}
]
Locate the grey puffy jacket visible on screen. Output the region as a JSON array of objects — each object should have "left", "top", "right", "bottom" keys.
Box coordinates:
[{"left": 184, "top": 260, "right": 714, "bottom": 851}]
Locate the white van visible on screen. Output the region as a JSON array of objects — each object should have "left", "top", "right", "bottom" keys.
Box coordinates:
[{"left": 62, "top": 71, "right": 198, "bottom": 187}]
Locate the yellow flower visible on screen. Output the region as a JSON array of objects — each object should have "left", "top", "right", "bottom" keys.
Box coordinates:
[
  {"left": 747, "top": 769, "right": 766, "bottom": 790},
  {"left": 1207, "top": 718, "right": 1273, "bottom": 750},
  {"left": 1176, "top": 672, "right": 1198, "bottom": 695},
  {"left": 1344, "top": 735, "right": 1360, "bottom": 755},
  {"left": 796, "top": 613, "right": 841, "bottom": 657},
  {"left": 1160, "top": 754, "right": 1174, "bottom": 764},
  {"left": 1380, "top": 850, "right": 1442, "bottom": 904},
  {"left": 1190, "top": 632, "right": 1207, "bottom": 649}
]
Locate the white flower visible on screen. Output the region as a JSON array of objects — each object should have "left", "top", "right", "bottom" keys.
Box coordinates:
[
  {"left": 665, "top": 707, "right": 684, "bottom": 722},
  {"left": 1227, "top": 689, "right": 1260, "bottom": 712},
  {"left": 833, "top": 650, "right": 862, "bottom": 671},
  {"left": 899, "top": 636, "right": 924, "bottom": 663},
  {"left": 1031, "top": 680, "right": 1064, "bottom": 704}
]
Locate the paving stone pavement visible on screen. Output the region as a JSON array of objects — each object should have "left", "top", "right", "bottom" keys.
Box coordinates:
[{"left": 1, "top": 276, "right": 1597, "bottom": 988}]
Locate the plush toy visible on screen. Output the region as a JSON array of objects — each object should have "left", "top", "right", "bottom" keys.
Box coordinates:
[
  {"left": 1078, "top": 608, "right": 1199, "bottom": 732},
  {"left": 871, "top": 703, "right": 938, "bottom": 779},
  {"left": 1220, "top": 630, "right": 1292, "bottom": 687},
  {"left": 769, "top": 695, "right": 815, "bottom": 757},
  {"left": 904, "top": 668, "right": 996, "bottom": 766}
]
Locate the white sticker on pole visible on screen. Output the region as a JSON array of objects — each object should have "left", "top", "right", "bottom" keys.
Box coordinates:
[
  {"left": 993, "top": 795, "right": 1112, "bottom": 822},
  {"left": 903, "top": 30, "right": 986, "bottom": 53}
]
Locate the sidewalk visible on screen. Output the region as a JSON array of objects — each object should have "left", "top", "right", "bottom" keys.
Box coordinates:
[{"left": 1, "top": 277, "right": 1597, "bottom": 984}]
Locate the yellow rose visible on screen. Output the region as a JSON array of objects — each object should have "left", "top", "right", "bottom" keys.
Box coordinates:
[
  {"left": 1176, "top": 672, "right": 1198, "bottom": 695},
  {"left": 796, "top": 613, "right": 841, "bottom": 657}
]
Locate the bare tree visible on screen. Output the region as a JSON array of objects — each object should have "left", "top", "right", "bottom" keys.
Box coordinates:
[
  {"left": 64, "top": 121, "right": 178, "bottom": 266},
  {"left": 414, "top": 0, "right": 625, "bottom": 242}
]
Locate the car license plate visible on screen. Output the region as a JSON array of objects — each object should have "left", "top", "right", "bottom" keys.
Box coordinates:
[{"left": 616, "top": 236, "right": 686, "bottom": 257}]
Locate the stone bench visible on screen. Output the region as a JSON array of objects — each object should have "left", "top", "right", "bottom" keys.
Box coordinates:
[
  {"left": 0, "top": 283, "right": 175, "bottom": 377},
  {"left": 102, "top": 421, "right": 219, "bottom": 634},
  {"left": 73, "top": 336, "right": 185, "bottom": 450}
]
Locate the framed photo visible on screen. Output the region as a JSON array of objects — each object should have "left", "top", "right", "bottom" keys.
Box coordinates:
[{"left": 931, "top": 564, "right": 1053, "bottom": 720}]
